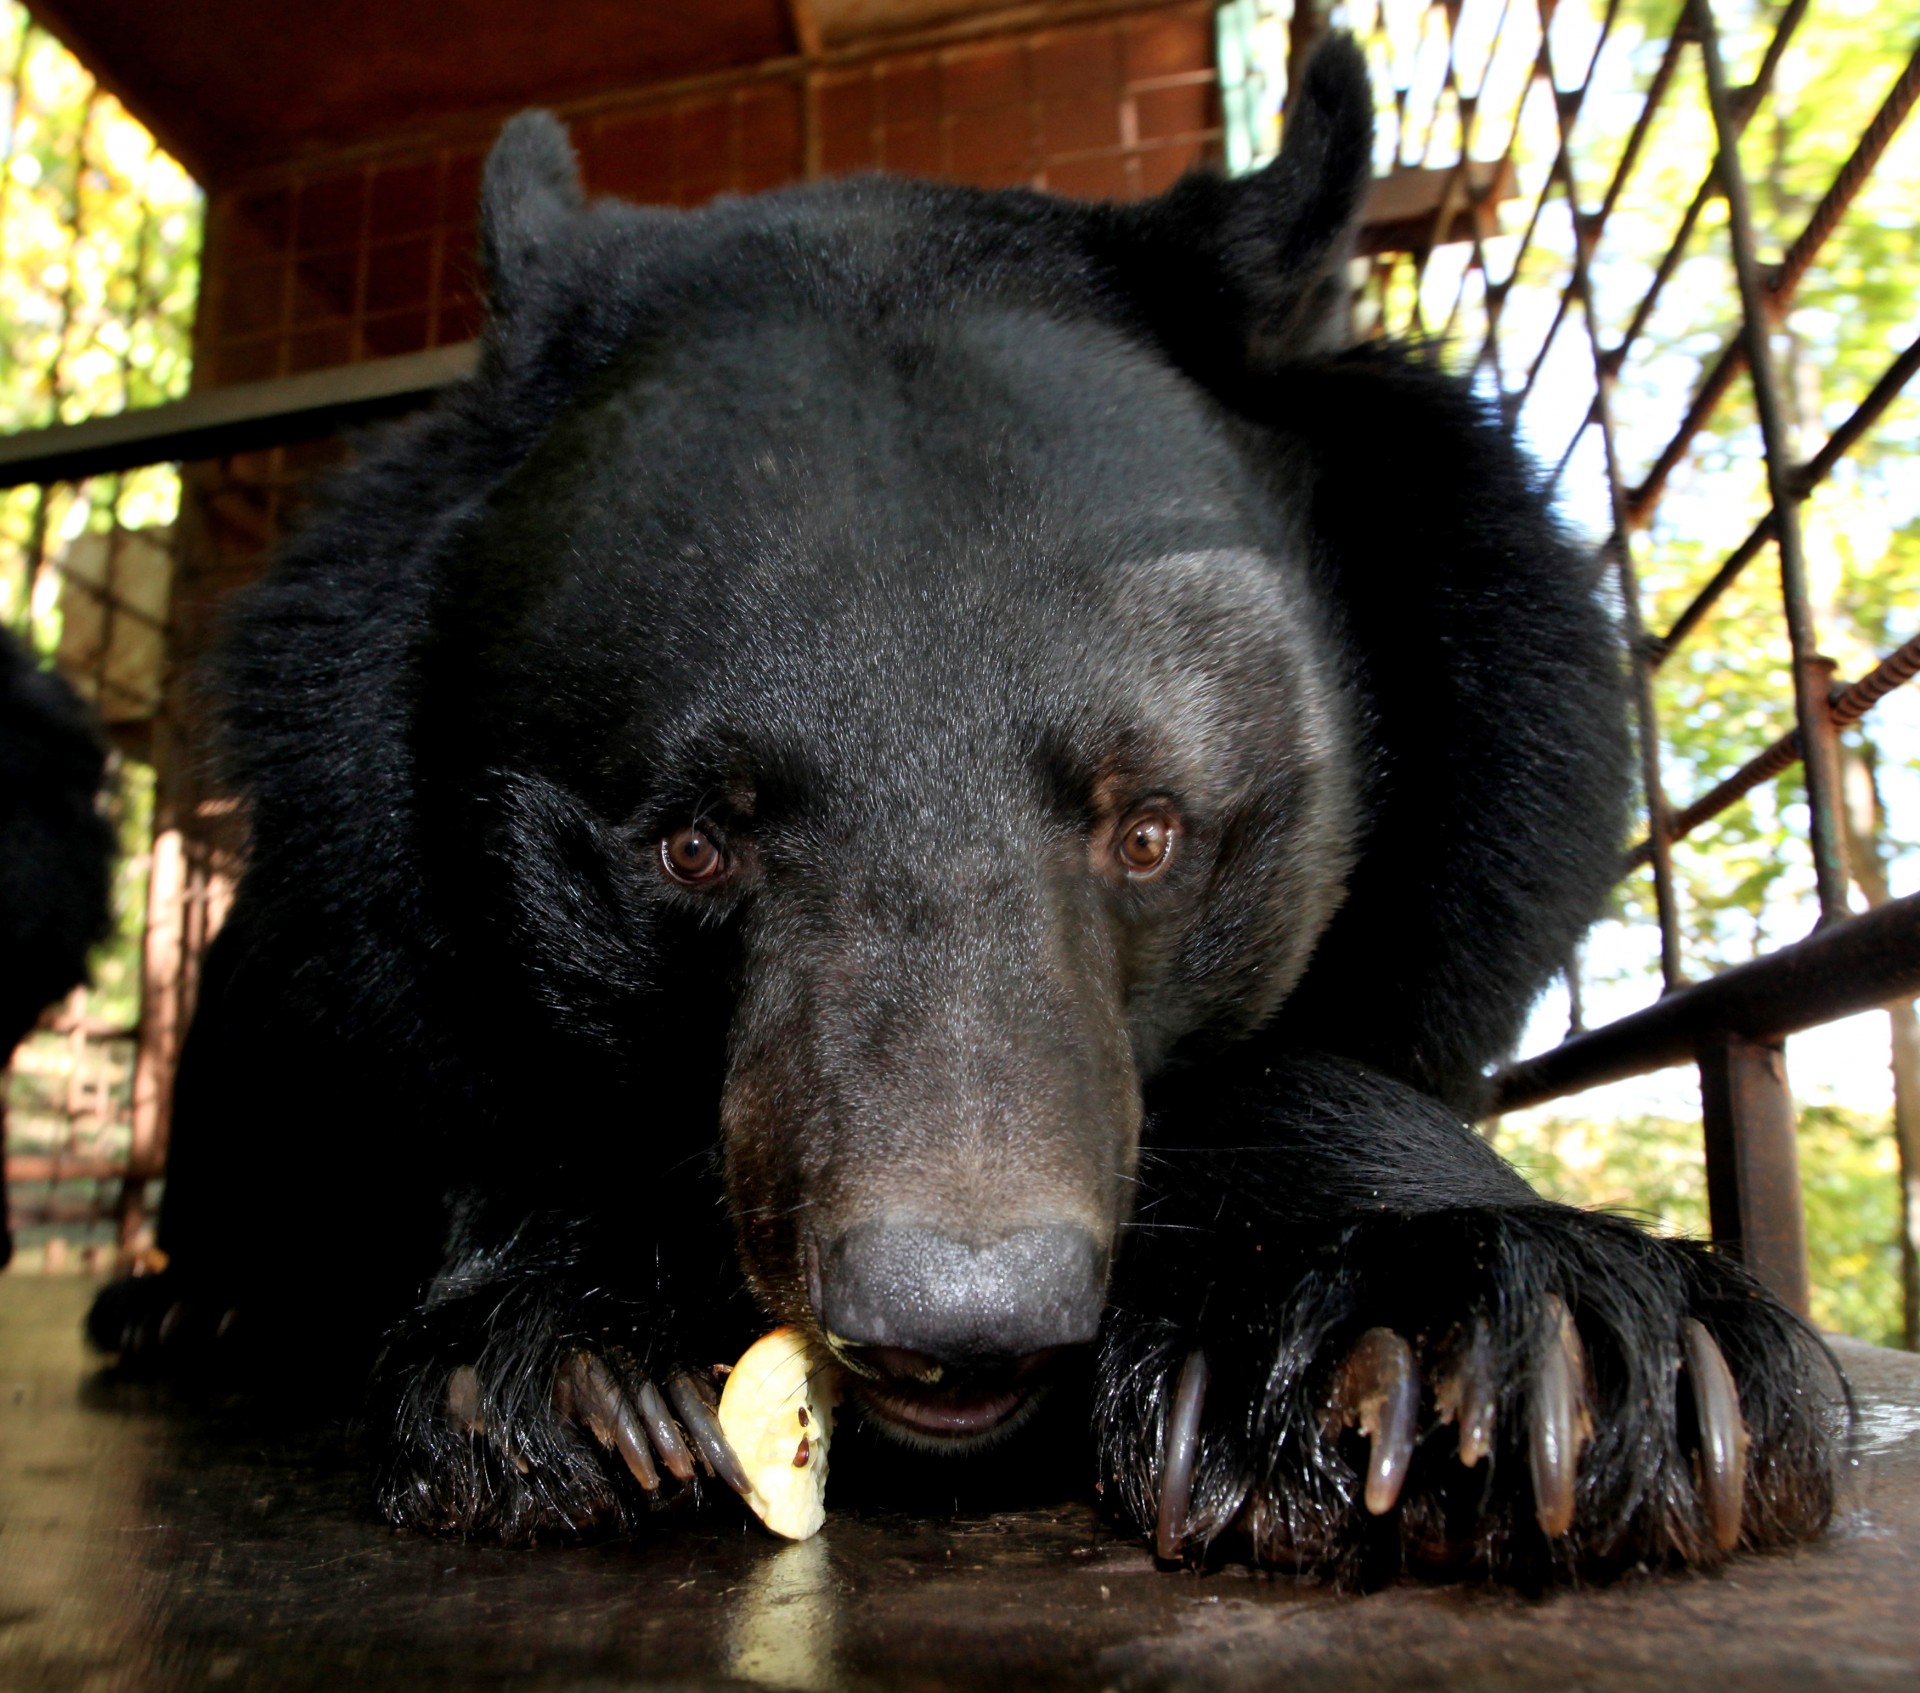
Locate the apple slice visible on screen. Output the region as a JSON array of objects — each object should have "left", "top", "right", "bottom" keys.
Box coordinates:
[{"left": 716, "top": 1326, "right": 841, "bottom": 1540}]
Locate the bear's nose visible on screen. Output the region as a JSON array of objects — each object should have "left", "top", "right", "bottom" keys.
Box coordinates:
[{"left": 815, "top": 1221, "right": 1106, "bottom": 1368}]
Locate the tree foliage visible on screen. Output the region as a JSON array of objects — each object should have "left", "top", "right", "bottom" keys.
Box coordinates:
[{"left": 0, "top": 0, "right": 201, "bottom": 642}]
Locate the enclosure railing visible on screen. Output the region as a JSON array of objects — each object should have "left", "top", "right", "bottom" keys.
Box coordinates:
[{"left": 1298, "top": 0, "right": 1920, "bottom": 1321}]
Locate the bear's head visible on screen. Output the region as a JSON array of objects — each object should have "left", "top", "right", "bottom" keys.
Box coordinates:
[{"left": 238, "top": 42, "right": 1379, "bottom": 1446}]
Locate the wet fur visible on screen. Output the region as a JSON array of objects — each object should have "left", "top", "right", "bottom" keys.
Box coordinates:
[{"left": 87, "top": 40, "right": 1842, "bottom": 1581}]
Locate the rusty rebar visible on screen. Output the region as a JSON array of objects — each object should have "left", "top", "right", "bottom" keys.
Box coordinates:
[
  {"left": 1623, "top": 629, "right": 1920, "bottom": 871},
  {"left": 1514, "top": 8, "right": 1686, "bottom": 408},
  {"left": 1625, "top": 33, "right": 1920, "bottom": 525},
  {"left": 1609, "top": 0, "right": 1808, "bottom": 389},
  {"left": 1692, "top": 0, "right": 1850, "bottom": 925},
  {"left": 1647, "top": 327, "right": 1920, "bottom": 664}
]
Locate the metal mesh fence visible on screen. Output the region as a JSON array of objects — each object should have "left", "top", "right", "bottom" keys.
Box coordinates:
[{"left": 1224, "top": 0, "right": 1920, "bottom": 1333}]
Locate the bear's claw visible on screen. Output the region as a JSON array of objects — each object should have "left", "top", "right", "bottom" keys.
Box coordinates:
[
  {"left": 548, "top": 1352, "right": 738, "bottom": 1493},
  {"left": 1681, "top": 1318, "right": 1749, "bottom": 1550},
  {"left": 1434, "top": 1317, "right": 1497, "bottom": 1468},
  {"left": 1528, "top": 1295, "right": 1593, "bottom": 1538},
  {"left": 1326, "top": 1327, "right": 1420, "bottom": 1516},
  {"left": 665, "top": 1369, "right": 755, "bottom": 1496},
  {"left": 1154, "top": 1348, "right": 1210, "bottom": 1559}
]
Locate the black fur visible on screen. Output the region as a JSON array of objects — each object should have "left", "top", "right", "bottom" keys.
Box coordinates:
[
  {"left": 88, "top": 39, "right": 1841, "bottom": 1582},
  {"left": 1, "top": 628, "right": 114, "bottom": 1267}
]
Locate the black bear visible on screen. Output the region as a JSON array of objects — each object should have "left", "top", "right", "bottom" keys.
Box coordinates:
[
  {"left": 90, "top": 39, "right": 1839, "bottom": 1584},
  {"left": 1, "top": 629, "right": 115, "bottom": 1269}
]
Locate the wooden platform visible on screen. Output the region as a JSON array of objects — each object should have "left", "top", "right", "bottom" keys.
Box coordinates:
[{"left": 3, "top": 1275, "right": 1917, "bottom": 1692}]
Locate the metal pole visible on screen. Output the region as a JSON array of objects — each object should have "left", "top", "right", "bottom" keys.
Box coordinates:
[
  {"left": 1691, "top": 0, "right": 1851, "bottom": 926},
  {"left": 1698, "top": 1034, "right": 1811, "bottom": 1314}
]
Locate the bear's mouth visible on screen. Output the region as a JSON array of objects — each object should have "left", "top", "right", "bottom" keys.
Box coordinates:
[{"left": 840, "top": 1345, "right": 1059, "bottom": 1447}]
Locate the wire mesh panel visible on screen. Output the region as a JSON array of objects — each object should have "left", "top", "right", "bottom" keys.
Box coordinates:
[{"left": 1227, "top": 0, "right": 1920, "bottom": 1331}]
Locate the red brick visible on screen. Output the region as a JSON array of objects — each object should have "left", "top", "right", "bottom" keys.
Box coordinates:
[
  {"left": 213, "top": 334, "right": 282, "bottom": 385},
  {"left": 1034, "top": 28, "right": 1121, "bottom": 102},
  {"left": 676, "top": 170, "right": 733, "bottom": 208},
  {"left": 288, "top": 323, "right": 353, "bottom": 374},
  {"left": 738, "top": 152, "right": 796, "bottom": 193},
  {"left": 942, "top": 44, "right": 1026, "bottom": 114},
  {"left": 218, "top": 263, "right": 286, "bottom": 338},
  {"left": 947, "top": 108, "right": 1032, "bottom": 178},
  {"left": 436, "top": 293, "right": 487, "bottom": 345},
  {"left": 971, "top": 163, "right": 1041, "bottom": 191},
  {"left": 289, "top": 251, "right": 357, "bottom": 323},
  {"left": 816, "top": 70, "right": 876, "bottom": 141},
  {"left": 438, "top": 225, "right": 480, "bottom": 293},
  {"left": 294, "top": 174, "right": 365, "bottom": 252},
  {"left": 1039, "top": 94, "right": 1122, "bottom": 157},
  {"left": 363, "top": 237, "right": 433, "bottom": 314},
  {"left": 876, "top": 59, "right": 940, "bottom": 128},
  {"left": 231, "top": 187, "right": 294, "bottom": 254},
  {"left": 738, "top": 86, "right": 802, "bottom": 181},
  {"left": 1135, "top": 81, "right": 1216, "bottom": 142},
  {"left": 1122, "top": 10, "right": 1214, "bottom": 83},
  {"left": 442, "top": 154, "right": 484, "bottom": 225},
  {"left": 879, "top": 122, "right": 943, "bottom": 178},
  {"left": 821, "top": 123, "right": 882, "bottom": 176},
  {"left": 586, "top": 111, "right": 676, "bottom": 201},
  {"left": 675, "top": 99, "right": 733, "bottom": 184},
  {"left": 367, "top": 162, "right": 440, "bottom": 239},
  {"left": 361, "top": 309, "right": 430, "bottom": 358}
]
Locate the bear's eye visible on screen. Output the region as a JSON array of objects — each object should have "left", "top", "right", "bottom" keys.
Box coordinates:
[
  {"left": 660, "top": 824, "right": 727, "bottom": 887},
  {"left": 1113, "top": 808, "right": 1177, "bottom": 879}
]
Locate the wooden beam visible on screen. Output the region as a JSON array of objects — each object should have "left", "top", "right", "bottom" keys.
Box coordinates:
[{"left": 0, "top": 342, "right": 478, "bottom": 489}]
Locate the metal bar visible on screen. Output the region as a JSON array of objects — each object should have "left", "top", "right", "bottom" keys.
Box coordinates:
[
  {"left": 1624, "top": 336, "right": 1742, "bottom": 527},
  {"left": 1590, "top": 14, "right": 1686, "bottom": 240},
  {"left": 1492, "top": 891, "right": 1920, "bottom": 1113},
  {"left": 1608, "top": 0, "right": 1808, "bottom": 388},
  {"left": 1647, "top": 328, "right": 1920, "bottom": 663},
  {"left": 1624, "top": 629, "right": 1920, "bottom": 870},
  {"left": 0, "top": 342, "right": 478, "bottom": 489},
  {"left": 1791, "top": 326, "right": 1920, "bottom": 497},
  {"left": 1651, "top": 516, "right": 1774, "bottom": 666},
  {"left": 1698, "top": 1034, "right": 1811, "bottom": 1313},
  {"left": 1560, "top": 105, "right": 1686, "bottom": 987},
  {"left": 1693, "top": 0, "right": 1850, "bottom": 925},
  {"left": 1625, "top": 32, "right": 1920, "bottom": 526},
  {"left": 1770, "top": 39, "right": 1920, "bottom": 305}
]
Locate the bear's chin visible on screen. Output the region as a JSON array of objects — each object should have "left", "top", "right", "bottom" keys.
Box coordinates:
[{"left": 849, "top": 1376, "right": 1053, "bottom": 1454}]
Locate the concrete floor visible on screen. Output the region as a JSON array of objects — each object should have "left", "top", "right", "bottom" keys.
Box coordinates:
[{"left": 3, "top": 1275, "right": 1919, "bottom": 1693}]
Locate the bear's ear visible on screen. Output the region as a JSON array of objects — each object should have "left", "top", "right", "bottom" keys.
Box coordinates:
[
  {"left": 1118, "top": 34, "right": 1374, "bottom": 365},
  {"left": 480, "top": 110, "right": 587, "bottom": 321}
]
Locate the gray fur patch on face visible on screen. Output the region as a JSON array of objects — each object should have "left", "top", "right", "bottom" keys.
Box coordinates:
[{"left": 1101, "top": 545, "right": 1361, "bottom": 1059}]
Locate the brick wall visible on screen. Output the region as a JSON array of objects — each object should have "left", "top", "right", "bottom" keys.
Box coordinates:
[{"left": 195, "top": 2, "right": 1220, "bottom": 388}]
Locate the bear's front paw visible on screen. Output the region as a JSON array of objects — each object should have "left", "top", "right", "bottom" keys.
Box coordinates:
[
  {"left": 1096, "top": 1207, "right": 1844, "bottom": 1585},
  {"left": 375, "top": 1309, "right": 750, "bottom": 1541},
  {"left": 86, "top": 1267, "right": 245, "bottom": 1373}
]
